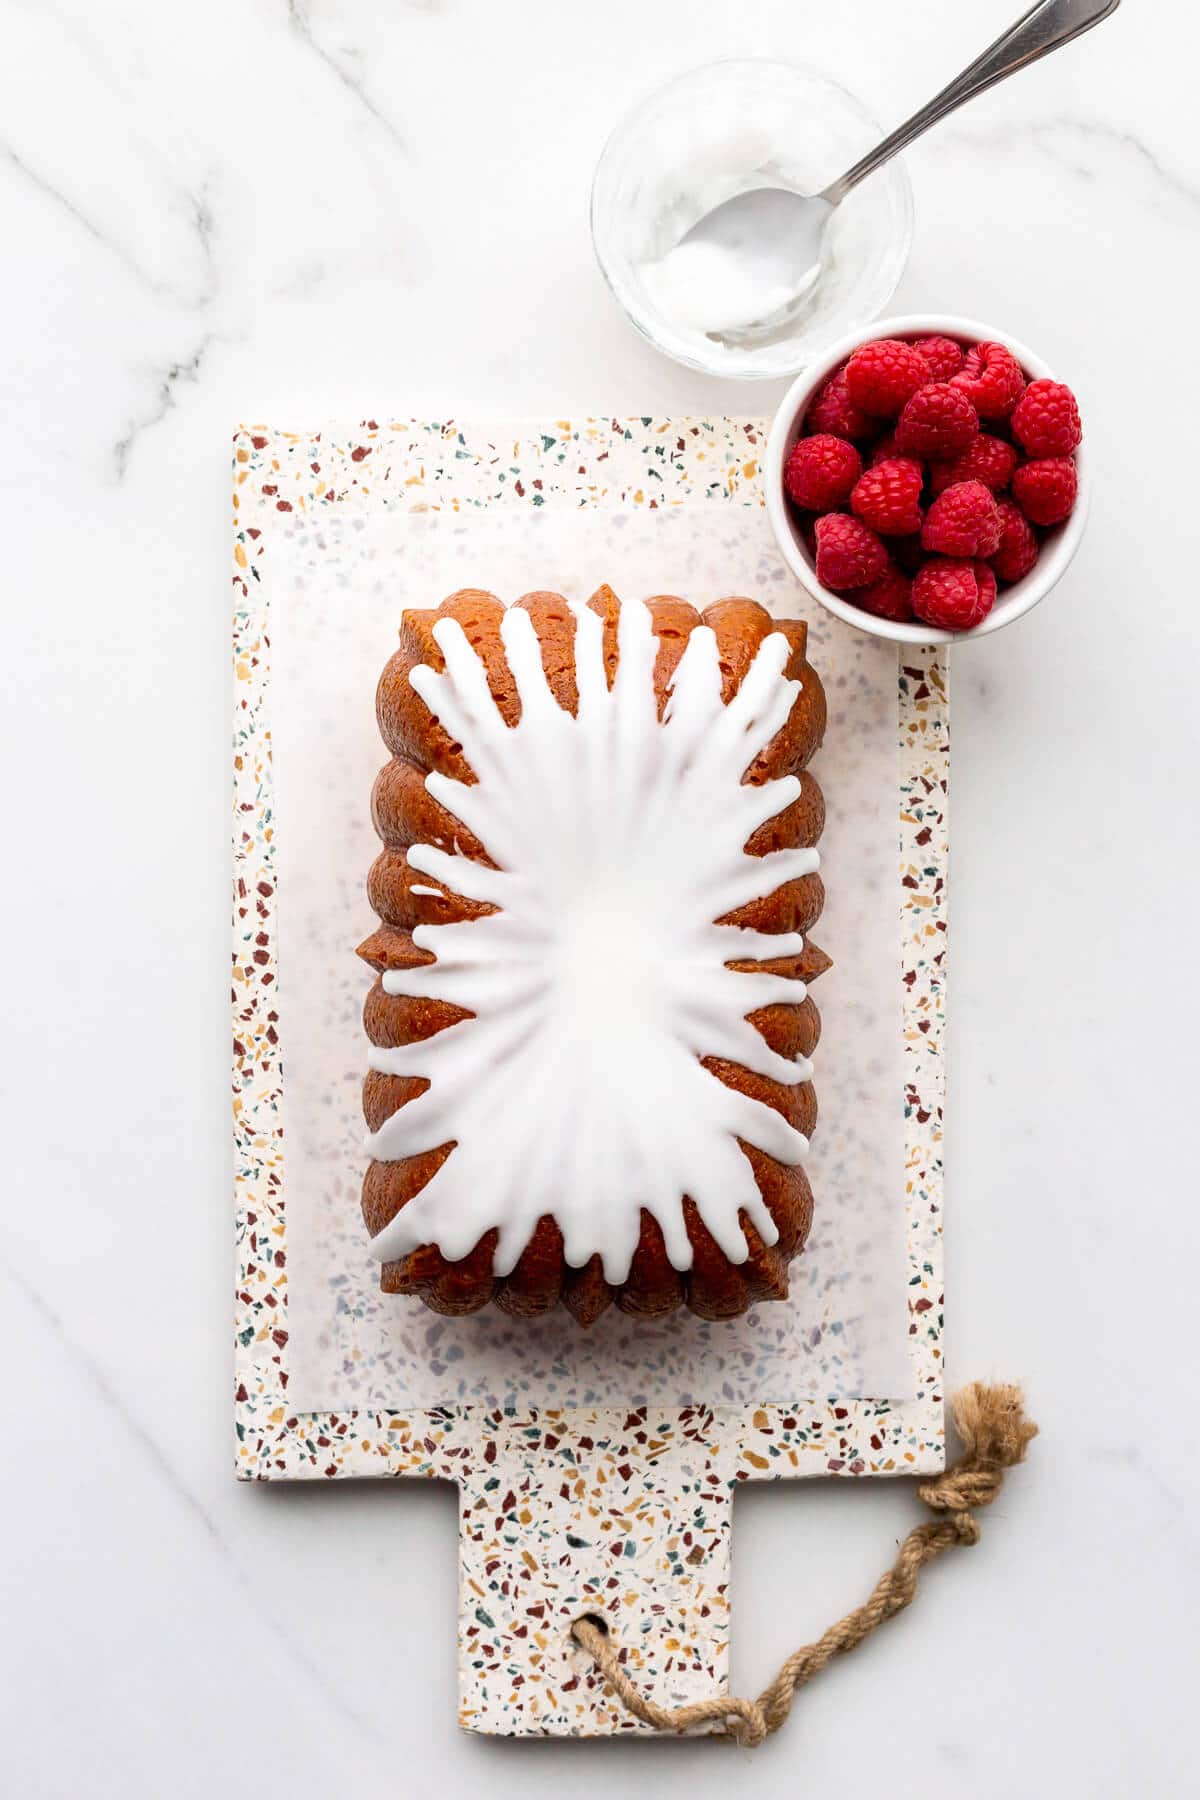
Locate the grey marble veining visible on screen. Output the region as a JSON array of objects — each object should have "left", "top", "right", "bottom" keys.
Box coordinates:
[{"left": 2, "top": 0, "right": 1198, "bottom": 1794}]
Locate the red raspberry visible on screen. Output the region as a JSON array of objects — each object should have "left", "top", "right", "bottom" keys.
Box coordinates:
[
  {"left": 951, "top": 341, "right": 1026, "bottom": 419},
  {"left": 921, "top": 480, "right": 1002, "bottom": 558},
  {"left": 844, "top": 338, "right": 929, "bottom": 418},
  {"left": 972, "top": 559, "right": 998, "bottom": 615},
  {"left": 805, "top": 366, "right": 873, "bottom": 440},
  {"left": 1011, "top": 379, "right": 1082, "bottom": 456},
  {"left": 855, "top": 564, "right": 914, "bottom": 623},
  {"left": 868, "top": 428, "right": 902, "bottom": 464},
  {"left": 814, "top": 513, "right": 889, "bottom": 591},
  {"left": 912, "top": 557, "right": 997, "bottom": 631},
  {"left": 895, "top": 382, "right": 979, "bottom": 459},
  {"left": 851, "top": 457, "right": 924, "bottom": 536},
  {"left": 784, "top": 433, "right": 863, "bottom": 510},
  {"left": 913, "top": 335, "right": 964, "bottom": 382},
  {"left": 929, "top": 434, "right": 1019, "bottom": 495},
  {"left": 991, "top": 499, "right": 1040, "bottom": 583},
  {"left": 1011, "top": 456, "right": 1078, "bottom": 526}
]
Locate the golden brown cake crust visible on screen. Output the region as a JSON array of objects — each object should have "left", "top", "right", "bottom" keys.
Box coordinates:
[{"left": 359, "top": 590, "right": 829, "bottom": 1324}]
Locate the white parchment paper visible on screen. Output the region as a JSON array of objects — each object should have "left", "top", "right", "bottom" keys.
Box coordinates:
[{"left": 270, "top": 505, "right": 912, "bottom": 1407}]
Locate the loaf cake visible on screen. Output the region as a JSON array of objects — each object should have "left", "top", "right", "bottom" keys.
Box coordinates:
[{"left": 357, "top": 586, "right": 829, "bottom": 1324}]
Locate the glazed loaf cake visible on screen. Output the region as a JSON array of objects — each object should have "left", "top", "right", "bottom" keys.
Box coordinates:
[{"left": 357, "top": 586, "right": 829, "bottom": 1324}]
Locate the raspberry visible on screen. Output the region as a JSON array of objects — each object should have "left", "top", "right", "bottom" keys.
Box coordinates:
[
  {"left": 929, "top": 434, "right": 1019, "bottom": 495},
  {"left": 844, "top": 338, "right": 929, "bottom": 418},
  {"left": 814, "top": 513, "right": 889, "bottom": 591},
  {"left": 921, "top": 480, "right": 1002, "bottom": 557},
  {"left": 784, "top": 433, "right": 863, "bottom": 510},
  {"left": 805, "top": 366, "right": 873, "bottom": 440},
  {"left": 991, "top": 499, "right": 1040, "bottom": 583},
  {"left": 972, "top": 560, "right": 998, "bottom": 615},
  {"left": 1011, "top": 456, "right": 1078, "bottom": 526},
  {"left": 895, "top": 382, "right": 979, "bottom": 459},
  {"left": 855, "top": 564, "right": 914, "bottom": 622},
  {"left": 951, "top": 341, "right": 1026, "bottom": 419},
  {"left": 912, "top": 557, "right": 997, "bottom": 631},
  {"left": 913, "top": 335, "right": 964, "bottom": 382},
  {"left": 1011, "top": 379, "right": 1082, "bottom": 456},
  {"left": 851, "top": 457, "right": 924, "bottom": 536}
]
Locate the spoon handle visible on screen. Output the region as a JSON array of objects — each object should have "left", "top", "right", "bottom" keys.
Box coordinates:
[{"left": 821, "top": 0, "right": 1121, "bottom": 208}]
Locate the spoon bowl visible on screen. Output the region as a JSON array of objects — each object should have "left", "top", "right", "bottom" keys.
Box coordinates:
[{"left": 676, "top": 186, "right": 834, "bottom": 336}]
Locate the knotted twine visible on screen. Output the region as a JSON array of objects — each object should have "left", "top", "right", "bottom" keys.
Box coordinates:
[{"left": 571, "top": 1381, "right": 1037, "bottom": 1746}]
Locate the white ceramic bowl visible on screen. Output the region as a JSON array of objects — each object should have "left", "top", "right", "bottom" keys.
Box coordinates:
[{"left": 764, "top": 313, "right": 1090, "bottom": 643}]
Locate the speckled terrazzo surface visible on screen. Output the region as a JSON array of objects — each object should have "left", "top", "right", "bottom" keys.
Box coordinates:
[{"left": 231, "top": 418, "right": 948, "bottom": 1735}]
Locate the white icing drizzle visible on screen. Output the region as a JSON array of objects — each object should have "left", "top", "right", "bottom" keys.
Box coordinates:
[{"left": 366, "top": 599, "right": 819, "bottom": 1283}]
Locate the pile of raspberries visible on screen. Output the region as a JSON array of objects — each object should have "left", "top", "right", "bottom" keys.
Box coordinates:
[{"left": 783, "top": 334, "right": 1082, "bottom": 630}]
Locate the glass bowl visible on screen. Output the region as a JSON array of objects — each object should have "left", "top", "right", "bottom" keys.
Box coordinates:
[{"left": 591, "top": 59, "right": 914, "bottom": 381}]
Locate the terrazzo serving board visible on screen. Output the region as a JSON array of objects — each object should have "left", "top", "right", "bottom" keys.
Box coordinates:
[{"left": 230, "top": 417, "right": 948, "bottom": 1737}]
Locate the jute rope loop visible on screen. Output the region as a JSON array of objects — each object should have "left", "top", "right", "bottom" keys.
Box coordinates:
[{"left": 571, "top": 1382, "right": 1037, "bottom": 1746}]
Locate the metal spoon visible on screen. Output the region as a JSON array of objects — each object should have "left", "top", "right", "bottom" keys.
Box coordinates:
[{"left": 683, "top": 0, "right": 1122, "bottom": 337}]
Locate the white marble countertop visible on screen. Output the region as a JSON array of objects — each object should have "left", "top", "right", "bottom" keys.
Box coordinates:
[{"left": 3, "top": 1, "right": 1197, "bottom": 1793}]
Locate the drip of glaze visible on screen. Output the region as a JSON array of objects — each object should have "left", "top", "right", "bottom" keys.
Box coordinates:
[{"left": 365, "top": 599, "right": 818, "bottom": 1284}]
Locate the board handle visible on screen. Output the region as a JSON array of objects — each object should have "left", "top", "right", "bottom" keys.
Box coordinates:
[{"left": 455, "top": 1409, "right": 737, "bottom": 1736}]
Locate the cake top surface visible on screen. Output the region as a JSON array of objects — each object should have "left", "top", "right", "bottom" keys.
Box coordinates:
[{"left": 365, "top": 595, "right": 819, "bottom": 1283}]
